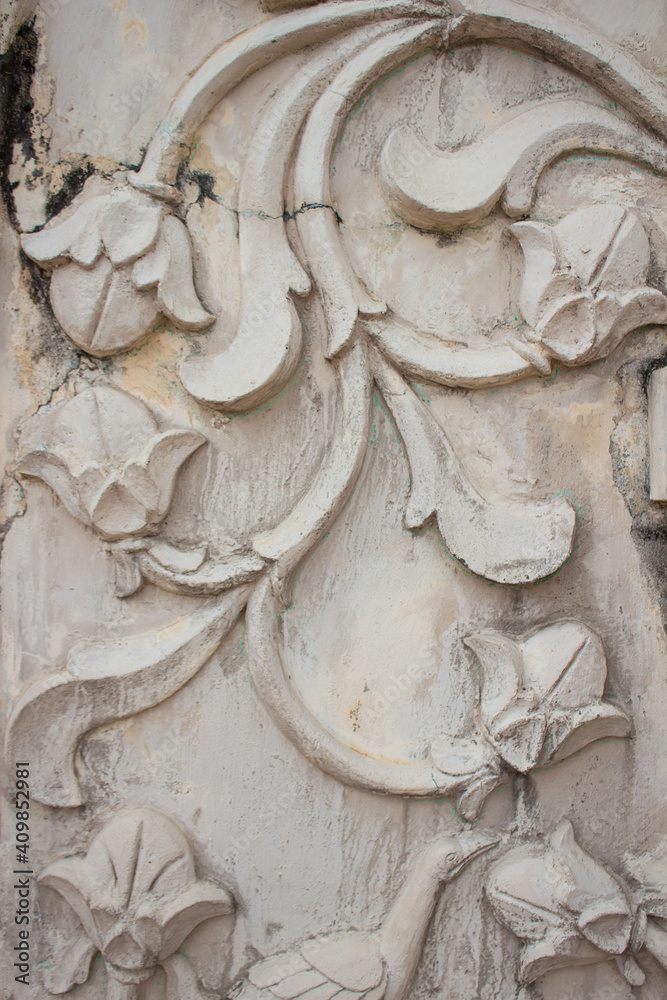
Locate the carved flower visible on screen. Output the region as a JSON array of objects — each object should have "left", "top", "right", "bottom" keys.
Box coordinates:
[
  {"left": 509, "top": 204, "right": 667, "bottom": 367},
  {"left": 432, "top": 621, "right": 630, "bottom": 820},
  {"left": 39, "top": 809, "right": 234, "bottom": 996},
  {"left": 17, "top": 385, "right": 205, "bottom": 541},
  {"left": 21, "top": 177, "right": 213, "bottom": 357},
  {"left": 486, "top": 820, "right": 667, "bottom": 988}
]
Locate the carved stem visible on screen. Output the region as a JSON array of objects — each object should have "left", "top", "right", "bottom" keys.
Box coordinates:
[
  {"left": 105, "top": 974, "right": 140, "bottom": 1000},
  {"left": 179, "top": 22, "right": 390, "bottom": 411},
  {"left": 252, "top": 338, "right": 373, "bottom": 605},
  {"left": 513, "top": 773, "right": 540, "bottom": 838},
  {"left": 293, "top": 18, "right": 444, "bottom": 357}
]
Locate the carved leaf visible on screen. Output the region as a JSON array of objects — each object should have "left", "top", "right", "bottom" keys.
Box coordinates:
[
  {"left": 137, "top": 545, "right": 265, "bottom": 596},
  {"left": 379, "top": 99, "right": 667, "bottom": 233},
  {"left": 22, "top": 183, "right": 212, "bottom": 357},
  {"left": 6, "top": 587, "right": 250, "bottom": 806},
  {"left": 370, "top": 320, "right": 535, "bottom": 388},
  {"left": 430, "top": 733, "right": 499, "bottom": 779},
  {"left": 372, "top": 352, "right": 576, "bottom": 585},
  {"left": 18, "top": 386, "right": 205, "bottom": 541}
]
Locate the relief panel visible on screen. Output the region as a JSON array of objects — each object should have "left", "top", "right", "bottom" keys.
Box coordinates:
[{"left": 1, "top": 2, "right": 667, "bottom": 999}]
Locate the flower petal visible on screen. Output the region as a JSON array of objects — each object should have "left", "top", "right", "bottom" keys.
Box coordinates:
[
  {"left": 555, "top": 204, "right": 627, "bottom": 286},
  {"left": 133, "top": 214, "right": 213, "bottom": 329},
  {"left": 463, "top": 632, "right": 523, "bottom": 726},
  {"left": 593, "top": 287, "right": 667, "bottom": 359},
  {"left": 541, "top": 702, "right": 631, "bottom": 766},
  {"left": 549, "top": 819, "right": 632, "bottom": 933},
  {"left": 88, "top": 265, "right": 162, "bottom": 357},
  {"left": 508, "top": 221, "right": 561, "bottom": 328},
  {"left": 90, "top": 481, "right": 151, "bottom": 539},
  {"left": 17, "top": 451, "right": 90, "bottom": 524},
  {"left": 21, "top": 197, "right": 103, "bottom": 267},
  {"left": 519, "top": 930, "right": 605, "bottom": 985},
  {"left": 594, "top": 210, "right": 650, "bottom": 291},
  {"left": 120, "top": 462, "right": 161, "bottom": 512},
  {"left": 39, "top": 857, "right": 102, "bottom": 948},
  {"left": 488, "top": 707, "right": 547, "bottom": 772},
  {"left": 99, "top": 189, "right": 162, "bottom": 266},
  {"left": 49, "top": 256, "right": 114, "bottom": 353},
  {"left": 521, "top": 621, "right": 607, "bottom": 707},
  {"left": 536, "top": 293, "right": 596, "bottom": 363},
  {"left": 140, "top": 429, "right": 206, "bottom": 521},
  {"left": 576, "top": 897, "right": 633, "bottom": 955},
  {"left": 153, "top": 880, "right": 234, "bottom": 959},
  {"left": 42, "top": 934, "right": 98, "bottom": 995}
]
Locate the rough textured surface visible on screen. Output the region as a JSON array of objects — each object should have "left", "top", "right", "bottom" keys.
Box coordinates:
[{"left": 2, "top": 3, "right": 667, "bottom": 999}]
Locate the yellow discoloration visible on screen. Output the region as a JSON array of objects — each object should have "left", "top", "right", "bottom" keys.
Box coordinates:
[{"left": 122, "top": 17, "right": 148, "bottom": 48}]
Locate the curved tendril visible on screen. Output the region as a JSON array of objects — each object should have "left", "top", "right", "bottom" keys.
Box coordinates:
[
  {"left": 246, "top": 574, "right": 455, "bottom": 797},
  {"left": 133, "top": 1, "right": 447, "bottom": 195},
  {"left": 252, "top": 337, "right": 372, "bottom": 606},
  {"left": 180, "top": 23, "right": 390, "bottom": 410},
  {"left": 293, "top": 19, "right": 444, "bottom": 358}
]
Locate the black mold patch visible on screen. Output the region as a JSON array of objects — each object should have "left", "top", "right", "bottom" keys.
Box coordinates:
[
  {"left": 180, "top": 167, "right": 219, "bottom": 208},
  {"left": 0, "top": 19, "right": 38, "bottom": 229},
  {"left": 44, "top": 161, "right": 94, "bottom": 222}
]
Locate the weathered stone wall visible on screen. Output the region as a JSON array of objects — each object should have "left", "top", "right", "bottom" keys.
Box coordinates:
[{"left": 1, "top": 3, "right": 667, "bottom": 999}]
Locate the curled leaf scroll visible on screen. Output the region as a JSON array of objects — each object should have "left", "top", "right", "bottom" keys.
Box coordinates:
[{"left": 9, "top": 0, "right": 667, "bottom": 840}]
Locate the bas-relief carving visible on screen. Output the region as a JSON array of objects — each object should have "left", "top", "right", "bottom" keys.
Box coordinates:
[
  {"left": 230, "top": 832, "right": 499, "bottom": 1000},
  {"left": 2, "top": 0, "right": 667, "bottom": 997}
]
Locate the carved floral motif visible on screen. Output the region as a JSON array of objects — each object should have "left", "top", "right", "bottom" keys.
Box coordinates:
[
  {"left": 486, "top": 820, "right": 667, "bottom": 989},
  {"left": 17, "top": 385, "right": 264, "bottom": 598},
  {"left": 6, "top": 7, "right": 667, "bottom": 995},
  {"left": 509, "top": 205, "right": 667, "bottom": 369},
  {"left": 18, "top": 385, "right": 205, "bottom": 541},
  {"left": 431, "top": 622, "right": 631, "bottom": 820},
  {"left": 39, "top": 808, "right": 234, "bottom": 998},
  {"left": 21, "top": 178, "right": 213, "bottom": 357}
]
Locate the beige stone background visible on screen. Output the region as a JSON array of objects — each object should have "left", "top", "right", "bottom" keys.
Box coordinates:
[{"left": 2, "top": 2, "right": 667, "bottom": 999}]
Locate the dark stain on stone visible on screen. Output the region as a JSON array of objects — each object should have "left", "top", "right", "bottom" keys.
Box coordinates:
[
  {"left": 0, "top": 19, "right": 39, "bottom": 229},
  {"left": 45, "top": 161, "right": 95, "bottom": 222},
  {"left": 177, "top": 165, "right": 220, "bottom": 210}
]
